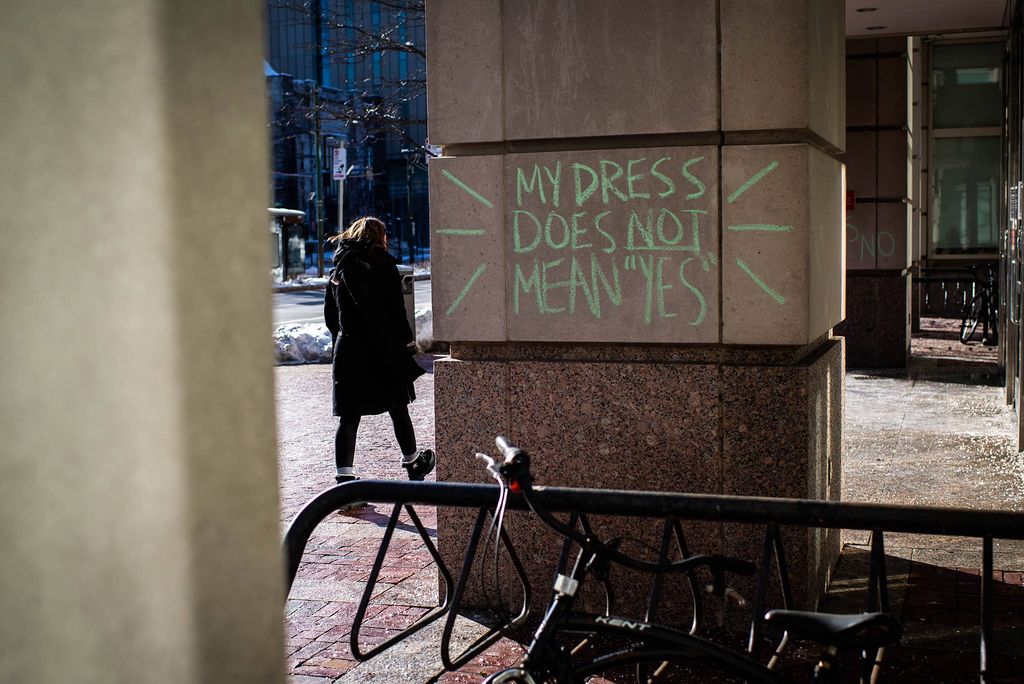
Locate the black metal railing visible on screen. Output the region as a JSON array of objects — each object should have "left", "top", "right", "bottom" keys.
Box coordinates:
[{"left": 284, "top": 480, "right": 1024, "bottom": 682}]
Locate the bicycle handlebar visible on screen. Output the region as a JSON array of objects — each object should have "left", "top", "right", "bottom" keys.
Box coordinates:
[
  {"left": 495, "top": 435, "right": 519, "bottom": 460},
  {"left": 490, "top": 436, "right": 755, "bottom": 577}
]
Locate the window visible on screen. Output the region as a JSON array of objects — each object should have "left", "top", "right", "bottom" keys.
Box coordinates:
[
  {"left": 929, "top": 41, "right": 1004, "bottom": 256},
  {"left": 371, "top": 4, "right": 382, "bottom": 85},
  {"left": 931, "top": 137, "right": 1001, "bottom": 253}
]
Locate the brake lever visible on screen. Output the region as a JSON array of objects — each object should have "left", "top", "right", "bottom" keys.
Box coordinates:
[
  {"left": 705, "top": 567, "right": 748, "bottom": 627},
  {"left": 703, "top": 585, "right": 748, "bottom": 608},
  {"left": 476, "top": 452, "right": 503, "bottom": 484}
]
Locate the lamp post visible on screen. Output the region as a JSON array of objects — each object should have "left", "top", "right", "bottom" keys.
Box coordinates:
[
  {"left": 311, "top": 0, "right": 327, "bottom": 276},
  {"left": 330, "top": 138, "right": 347, "bottom": 237},
  {"left": 312, "top": 88, "right": 325, "bottom": 277},
  {"left": 401, "top": 148, "right": 420, "bottom": 264}
]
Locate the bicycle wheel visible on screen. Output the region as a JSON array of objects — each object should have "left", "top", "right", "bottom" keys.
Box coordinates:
[
  {"left": 568, "top": 646, "right": 786, "bottom": 683},
  {"left": 481, "top": 635, "right": 786, "bottom": 684},
  {"left": 960, "top": 294, "right": 983, "bottom": 343},
  {"left": 482, "top": 667, "right": 542, "bottom": 683},
  {"left": 481, "top": 654, "right": 771, "bottom": 684}
]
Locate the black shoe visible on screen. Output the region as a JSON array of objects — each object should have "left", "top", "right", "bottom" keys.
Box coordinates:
[
  {"left": 334, "top": 474, "right": 366, "bottom": 510},
  {"left": 402, "top": 449, "right": 436, "bottom": 481}
]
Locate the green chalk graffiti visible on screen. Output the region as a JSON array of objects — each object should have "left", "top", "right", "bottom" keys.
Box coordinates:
[
  {"left": 679, "top": 258, "right": 706, "bottom": 326},
  {"left": 727, "top": 224, "right": 793, "bottom": 232},
  {"left": 445, "top": 264, "right": 488, "bottom": 316},
  {"left": 437, "top": 228, "right": 486, "bottom": 236},
  {"left": 735, "top": 258, "right": 785, "bottom": 305},
  {"left": 727, "top": 160, "right": 779, "bottom": 204},
  {"left": 681, "top": 156, "right": 706, "bottom": 200},
  {"left": 441, "top": 169, "right": 494, "bottom": 208}
]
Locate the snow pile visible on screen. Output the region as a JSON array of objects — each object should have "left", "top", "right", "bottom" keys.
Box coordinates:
[
  {"left": 273, "top": 300, "right": 443, "bottom": 365},
  {"left": 274, "top": 323, "right": 333, "bottom": 364},
  {"left": 415, "top": 306, "right": 435, "bottom": 352},
  {"left": 275, "top": 276, "right": 329, "bottom": 290}
]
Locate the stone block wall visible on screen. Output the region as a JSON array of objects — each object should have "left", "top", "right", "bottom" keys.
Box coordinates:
[
  {"left": 837, "top": 274, "right": 912, "bottom": 368},
  {"left": 427, "top": 0, "right": 847, "bottom": 615}
]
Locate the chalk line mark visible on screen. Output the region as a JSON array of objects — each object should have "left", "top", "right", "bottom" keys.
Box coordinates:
[
  {"left": 441, "top": 170, "right": 494, "bottom": 208},
  {"left": 735, "top": 258, "right": 785, "bottom": 305},
  {"left": 727, "top": 161, "right": 779, "bottom": 204},
  {"left": 727, "top": 224, "right": 793, "bottom": 232},
  {"left": 445, "top": 264, "right": 488, "bottom": 317},
  {"left": 437, "top": 228, "right": 486, "bottom": 235}
]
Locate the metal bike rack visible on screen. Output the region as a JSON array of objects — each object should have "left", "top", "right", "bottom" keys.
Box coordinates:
[{"left": 284, "top": 480, "right": 1024, "bottom": 682}]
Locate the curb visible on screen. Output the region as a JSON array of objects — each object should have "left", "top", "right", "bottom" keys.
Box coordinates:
[
  {"left": 272, "top": 283, "right": 326, "bottom": 293},
  {"left": 273, "top": 273, "right": 430, "bottom": 294}
]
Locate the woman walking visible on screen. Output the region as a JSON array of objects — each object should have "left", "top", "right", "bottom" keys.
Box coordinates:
[{"left": 324, "top": 217, "right": 435, "bottom": 489}]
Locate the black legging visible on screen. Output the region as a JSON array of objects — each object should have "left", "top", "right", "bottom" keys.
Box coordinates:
[{"left": 335, "top": 404, "right": 417, "bottom": 469}]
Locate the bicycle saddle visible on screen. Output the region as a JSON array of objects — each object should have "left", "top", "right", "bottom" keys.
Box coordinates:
[{"left": 764, "top": 610, "right": 901, "bottom": 649}]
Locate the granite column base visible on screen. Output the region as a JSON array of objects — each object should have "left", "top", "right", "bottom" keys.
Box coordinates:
[
  {"left": 434, "top": 338, "right": 844, "bottom": 624},
  {"left": 836, "top": 273, "right": 911, "bottom": 369}
]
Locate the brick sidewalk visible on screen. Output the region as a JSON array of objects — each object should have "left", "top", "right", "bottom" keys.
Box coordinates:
[
  {"left": 279, "top": 362, "right": 434, "bottom": 682},
  {"left": 277, "top": 362, "right": 525, "bottom": 683},
  {"left": 278, "top": 345, "right": 1024, "bottom": 682}
]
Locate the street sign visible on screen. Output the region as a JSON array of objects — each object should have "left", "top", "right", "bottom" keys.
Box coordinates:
[{"left": 332, "top": 146, "right": 347, "bottom": 180}]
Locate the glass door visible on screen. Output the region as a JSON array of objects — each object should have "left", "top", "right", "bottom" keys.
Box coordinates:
[{"left": 1003, "top": 6, "right": 1024, "bottom": 449}]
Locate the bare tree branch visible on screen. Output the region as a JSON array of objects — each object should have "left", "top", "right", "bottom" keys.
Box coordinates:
[{"left": 267, "top": 0, "right": 427, "bottom": 143}]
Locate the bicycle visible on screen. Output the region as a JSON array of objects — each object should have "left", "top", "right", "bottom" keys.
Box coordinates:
[
  {"left": 960, "top": 264, "right": 998, "bottom": 345},
  {"left": 477, "top": 436, "right": 902, "bottom": 683}
]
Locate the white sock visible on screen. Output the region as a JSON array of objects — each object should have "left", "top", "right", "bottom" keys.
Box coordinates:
[{"left": 337, "top": 466, "right": 354, "bottom": 477}]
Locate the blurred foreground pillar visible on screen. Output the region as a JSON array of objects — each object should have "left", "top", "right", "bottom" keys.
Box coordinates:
[
  {"left": 428, "top": 0, "right": 847, "bottom": 615},
  {"left": 0, "top": 3, "right": 285, "bottom": 682}
]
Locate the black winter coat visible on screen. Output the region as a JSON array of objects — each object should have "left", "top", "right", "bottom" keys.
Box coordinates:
[{"left": 324, "top": 240, "right": 425, "bottom": 417}]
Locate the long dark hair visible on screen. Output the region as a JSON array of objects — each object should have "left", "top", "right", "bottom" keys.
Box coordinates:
[
  {"left": 327, "top": 217, "right": 388, "bottom": 284},
  {"left": 327, "top": 216, "right": 388, "bottom": 249}
]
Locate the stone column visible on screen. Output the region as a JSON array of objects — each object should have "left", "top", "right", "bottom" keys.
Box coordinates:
[
  {"left": 0, "top": 3, "right": 285, "bottom": 682},
  {"left": 912, "top": 38, "right": 927, "bottom": 333},
  {"left": 838, "top": 37, "right": 914, "bottom": 368},
  {"left": 427, "top": 0, "right": 845, "bottom": 614}
]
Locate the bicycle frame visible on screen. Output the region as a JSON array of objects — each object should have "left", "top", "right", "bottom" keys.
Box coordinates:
[
  {"left": 499, "top": 538, "right": 790, "bottom": 684},
  {"left": 958, "top": 264, "right": 999, "bottom": 344}
]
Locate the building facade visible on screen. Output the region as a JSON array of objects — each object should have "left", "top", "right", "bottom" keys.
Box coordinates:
[
  {"left": 839, "top": 31, "right": 1007, "bottom": 367},
  {"left": 266, "top": 0, "right": 429, "bottom": 270}
]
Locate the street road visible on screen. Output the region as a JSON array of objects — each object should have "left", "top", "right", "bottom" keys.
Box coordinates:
[
  {"left": 273, "top": 278, "right": 432, "bottom": 326},
  {"left": 272, "top": 289, "right": 325, "bottom": 326}
]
